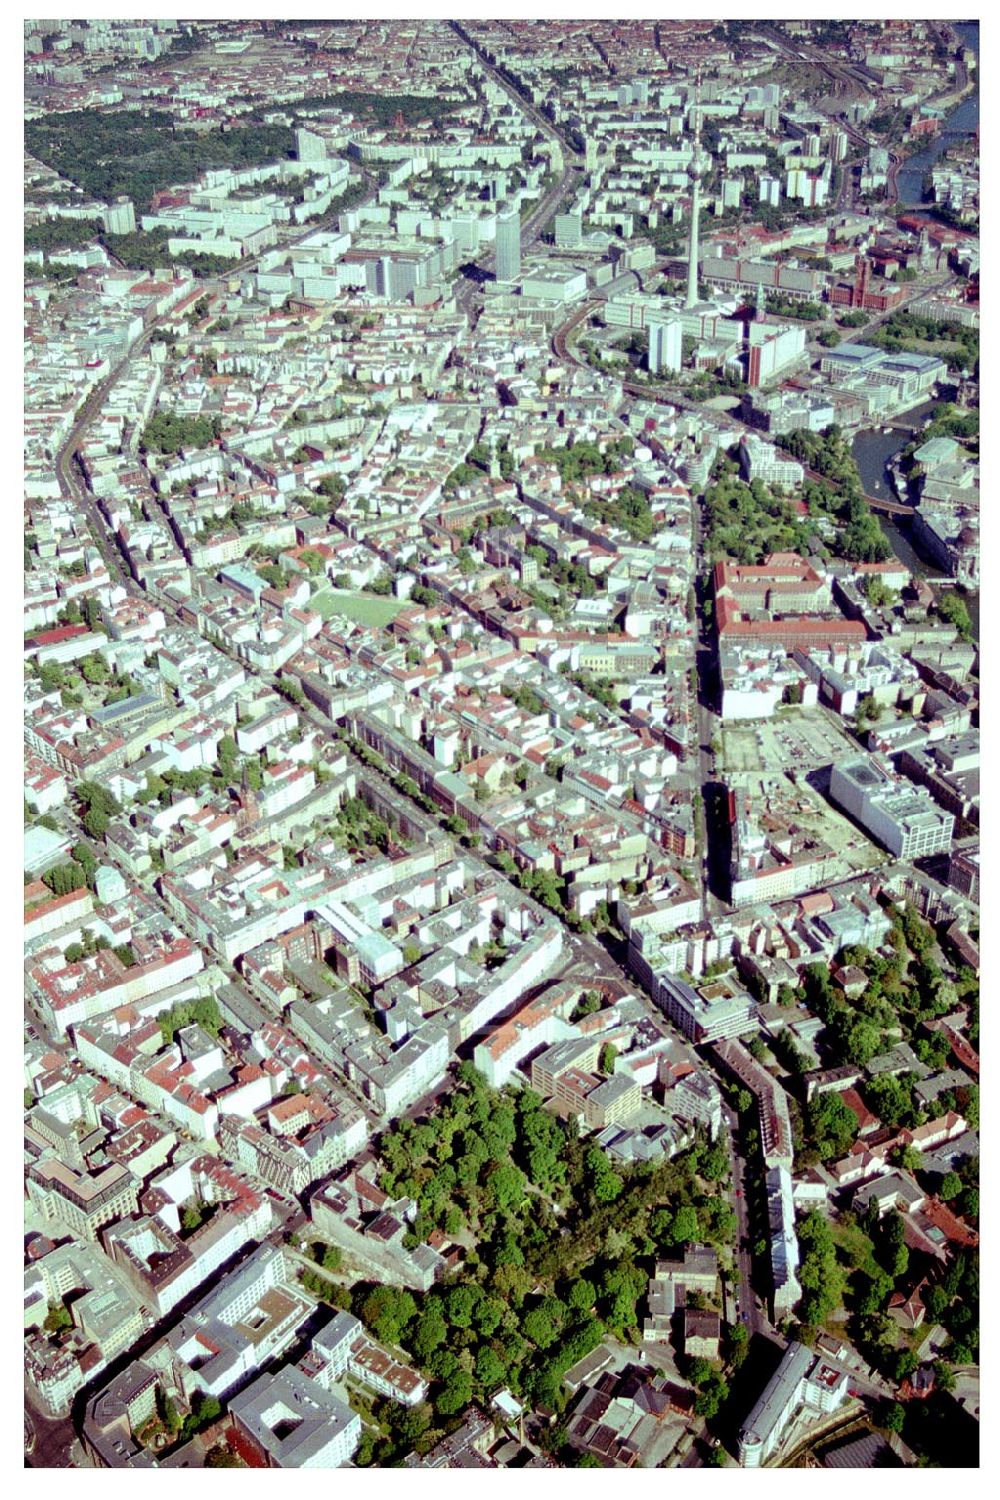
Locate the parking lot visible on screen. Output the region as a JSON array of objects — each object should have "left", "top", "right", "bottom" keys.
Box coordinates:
[{"left": 721, "top": 709, "right": 859, "bottom": 778}]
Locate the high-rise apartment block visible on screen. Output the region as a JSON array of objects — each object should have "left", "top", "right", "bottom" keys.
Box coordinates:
[
  {"left": 296, "top": 127, "right": 328, "bottom": 162},
  {"left": 648, "top": 317, "right": 683, "bottom": 375},
  {"left": 495, "top": 205, "right": 522, "bottom": 283},
  {"left": 101, "top": 198, "right": 136, "bottom": 236}
]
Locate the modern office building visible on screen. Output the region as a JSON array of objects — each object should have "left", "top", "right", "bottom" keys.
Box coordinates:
[
  {"left": 554, "top": 211, "right": 583, "bottom": 248},
  {"left": 817, "top": 343, "right": 947, "bottom": 403},
  {"left": 495, "top": 205, "right": 522, "bottom": 283},
  {"left": 229, "top": 1366, "right": 360, "bottom": 1469},
  {"left": 26, "top": 1158, "right": 139, "bottom": 1243},
  {"left": 653, "top": 972, "right": 756, "bottom": 1043},
  {"left": 829, "top": 756, "right": 954, "bottom": 859},
  {"left": 702, "top": 252, "right": 822, "bottom": 302},
  {"left": 738, "top": 1342, "right": 849, "bottom": 1466},
  {"left": 167, "top": 1245, "right": 312, "bottom": 1402},
  {"left": 737, "top": 433, "right": 806, "bottom": 487},
  {"left": 82, "top": 1361, "right": 161, "bottom": 1468}
]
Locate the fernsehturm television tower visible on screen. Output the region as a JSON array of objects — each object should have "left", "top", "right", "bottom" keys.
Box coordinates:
[{"left": 685, "top": 77, "right": 707, "bottom": 309}]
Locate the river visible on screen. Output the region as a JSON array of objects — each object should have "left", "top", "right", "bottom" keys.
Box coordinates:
[
  {"left": 895, "top": 21, "right": 979, "bottom": 207},
  {"left": 852, "top": 400, "right": 940, "bottom": 578},
  {"left": 847, "top": 23, "right": 981, "bottom": 637},
  {"left": 851, "top": 410, "right": 978, "bottom": 639}
]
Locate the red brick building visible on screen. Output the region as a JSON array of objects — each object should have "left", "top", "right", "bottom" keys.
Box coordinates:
[{"left": 829, "top": 255, "right": 907, "bottom": 314}]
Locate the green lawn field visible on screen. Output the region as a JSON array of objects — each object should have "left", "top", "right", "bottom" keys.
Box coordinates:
[{"left": 311, "top": 587, "right": 402, "bottom": 627}]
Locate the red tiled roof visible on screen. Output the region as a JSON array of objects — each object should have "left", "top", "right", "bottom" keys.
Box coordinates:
[{"left": 26, "top": 624, "right": 92, "bottom": 647}]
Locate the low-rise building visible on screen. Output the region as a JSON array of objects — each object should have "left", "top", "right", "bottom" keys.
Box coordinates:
[
  {"left": 403, "top": 1406, "right": 494, "bottom": 1468},
  {"left": 643, "top": 1246, "right": 719, "bottom": 1343},
  {"left": 682, "top": 1308, "right": 722, "bottom": 1359},
  {"left": 301, "top": 1310, "right": 428, "bottom": 1407},
  {"left": 310, "top": 1169, "right": 447, "bottom": 1293}
]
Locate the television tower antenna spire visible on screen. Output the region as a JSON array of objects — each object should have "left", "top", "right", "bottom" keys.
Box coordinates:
[{"left": 685, "top": 72, "right": 707, "bottom": 310}]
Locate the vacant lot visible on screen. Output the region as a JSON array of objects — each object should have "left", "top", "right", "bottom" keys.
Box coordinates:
[
  {"left": 725, "top": 767, "right": 889, "bottom": 883},
  {"left": 311, "top": 588, "right": 402, "bottom": 627},
  {"left": 721, "top": 726, "right": 764, "bottom": 773}
]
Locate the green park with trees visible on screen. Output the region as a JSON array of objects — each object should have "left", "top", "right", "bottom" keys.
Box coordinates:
[
  {"left": 25, "top": 109, "right": 296, "bottom": 213},
  {"left": 864, "top": 310, "right": 979, "bottom": 376},
  {"left": 703, "top": 423, "right": 893, "bottom": 570},
  {"left": 141, "top": 411, "right": 222, "bottom": 456},
  {"left": 297, "top": 1063, "right": 737, "bottom": 1461},
  {"left": 778, "top": 902, "right": 979, "bottom": 1386}
]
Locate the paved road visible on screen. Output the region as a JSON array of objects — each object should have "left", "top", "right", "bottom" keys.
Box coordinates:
[
  {"left": 449, "top": 20, "right": 583, "bottom": 163},
  {"left": 24, "top": 1382, "right": 76, "bottom": 1469},
  {"left": 720, "top": 1105, "right": 766, "bottom": 1337},
  {"left": 690, "top": 487, "right": 722, "bottom": 919},
  {"left": 447, "top": 17, "right": 583, "bottom": 326},
  {"left": 546, "top": 293, "right": 795, "bottom": 1313}
]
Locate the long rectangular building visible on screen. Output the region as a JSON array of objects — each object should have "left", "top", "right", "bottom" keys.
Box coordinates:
[
  {"left": 710, "top": 1037, "right": 794, "bottom": 1168},
  {"left": 829, "top": 755, "right": 954, "bottom": 860},
  {"left": 652, "top": 972, "right": 756, "bottom": 1044},
  {"left": 738, "top": 1342, "right": 849, "bottom": 1466}
]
